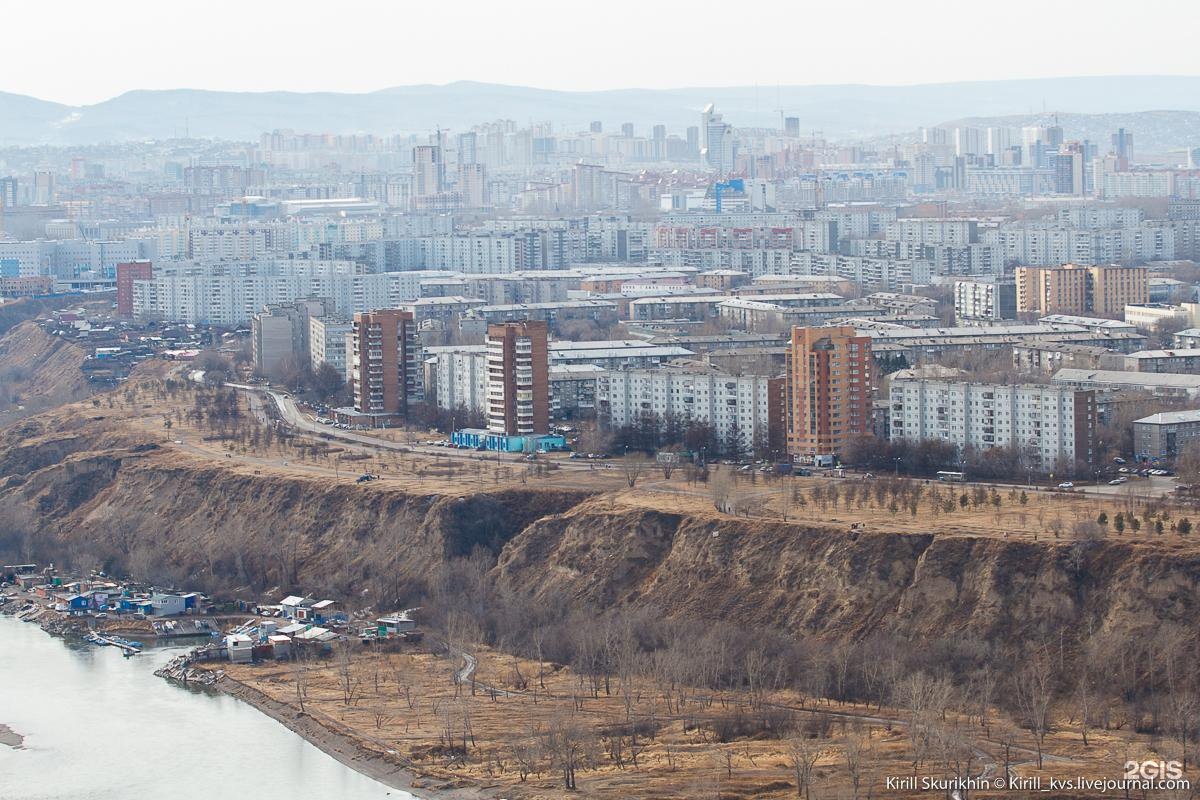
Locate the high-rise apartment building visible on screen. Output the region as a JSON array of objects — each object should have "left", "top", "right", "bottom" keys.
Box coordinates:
[
  {"left": 458, "top": 163, "right": 487, "bottom": 208},
  {"left": 115, "top": 260, "right": 153, "bottom": 317},
  {"left": 1054, "top": 143, "right": 1086, "bottom": 196},
  {"left": 413, "top": 145, "right": 444, "bottom": 197},
  {"left": 953, "top": 278, "right": 1017, "bottom": 324},
  {"left": 486, "top": 320, "right": 549, "bottom": 436},
  {"left": 1112, "top": 128, "right": 1134, "bottom": 169},
  {"left": 251, "top": 299, "right": 332, "bottom": 379},
  {"left": 33, "top": 171, "right": 55, "bottom": 205},
  {"left": 786, "top": 326, "right": 873, "bottom": 458},
  {"left": 309, "top": 316, "right": 353, "bottom": 379},
  {"left": 0, "top": 177, "right": 17, "bottom": 209},
  {"left": 456, "top": 132, "right": 478, "bottom": 165},
  {"left": 350, "top": 309, "right": 417, "bottom": 424},
  {"left": 1015, "top": 263, "right": 1148, "bottom": 316}
]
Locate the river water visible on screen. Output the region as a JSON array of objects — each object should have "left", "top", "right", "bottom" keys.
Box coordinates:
[{"left": 0, "top": 616, "right": 414, "bottom": 800}]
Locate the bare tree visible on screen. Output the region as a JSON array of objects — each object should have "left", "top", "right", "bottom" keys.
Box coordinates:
[
  {"left": 335, "top": 643, "right": 361, "bottom": 706},
  {"left": 896, "top": 671, "right": 953, "bottom": 770},
  {"left": 844, "top": 724, "right": 869, "bottom": 800},
  {"left": 510, "top": 736, "right": 542, "bottom": 782},
  {"left": 543, "top": 711, "right": 592, "bottom": 790},
  {"left": 786, "top": 734, "right": 820, "bottom": 800},
  {"left": 710, "top": 468, "right": 736, "bottom": 514},
  {"left": 621, "top": 454, "right": 645, "bottom": 488},
  {"left": 1013, "top": 646, "right": 1055, "bottom": 769},
  {"left": 291, "top": 651, "right": 310, "bottom": 713}
]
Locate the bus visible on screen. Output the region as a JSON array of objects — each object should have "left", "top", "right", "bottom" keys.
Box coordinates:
[{"left": 936, "top": 470, "right": 965, "bottom": 482}]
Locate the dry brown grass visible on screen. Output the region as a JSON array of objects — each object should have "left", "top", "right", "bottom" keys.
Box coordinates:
[
  {"left": 219, "top": 643, "right": 1187, "bottom": 800},
  {"left": 107, "top": 377, "right": 1200, "bottom": 550}
]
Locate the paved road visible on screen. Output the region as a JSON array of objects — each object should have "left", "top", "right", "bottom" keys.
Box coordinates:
[
  {"left": 963, "top": 474, "right": 1178, "bottom": 499},
  {"left": 226, "top": 383, "right": 609, "bottom": 475}
]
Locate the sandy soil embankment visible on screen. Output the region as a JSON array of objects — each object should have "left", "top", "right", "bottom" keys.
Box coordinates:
[{"left": 211, "top": 672, "right": 495, "bottom": 800}]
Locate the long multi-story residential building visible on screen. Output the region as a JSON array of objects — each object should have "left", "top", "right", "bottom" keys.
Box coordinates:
[
  {"left": 598, "top": 363, "right": 780, "bottom": 455},
  {"left": 1015, "top": 263, "right": 1148, "bottom": 317},
  {"left": 884, "top": 219, "right": 979, "bottom": 246},
  {"left": 1053, "top": 368, "right": 1200, "bottom": 400},
  {"left": 847, "top": 239, "right": 1002, "bottom": 276},
  {"left": 486, "top": 320, "right": 549, "bottom": 436},
  {"left": 791, "top": 252, "right": 934, "bottom": 292},
  {"left": 347, "top": 309, "right": 418, "bottom": 426},
  {"left": 1123, "top": 348, "right": 1200, "bottom": 373},
  {"left": 130, "top": 261, "right": 456, "bottom": 326},
  {"left": 888, "top": 371, "right": 1096, "bottom": 471},
  {"left": 865, "top": 323, "right": 1146, "bottom": 362},
  {"left": 786, "top": 326, "right": 873, "bottom": 458},
  {"left": 985, "top": 225, "right": 1174, "bottom": 266},
  {"left": 1133, "top": 410, "right": 1200, "bottom": 459},
  {"left": 0, "top": 238, "right": 148, "bottom": 278},
  {"left": 426, "top": 340, "right": 696, "bottom": 414}
]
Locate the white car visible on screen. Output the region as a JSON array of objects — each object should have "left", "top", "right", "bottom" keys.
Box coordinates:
[{"left": 1057, "top": 481, "right": 1074, "bottom": 489}]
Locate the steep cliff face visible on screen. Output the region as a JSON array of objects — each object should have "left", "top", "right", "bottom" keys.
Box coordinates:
[
  {"left": 3, "top": 410, "right": 1198, "bottom": 654},
  {"left": 0, "top": 321, "right": 91, "bottom": 417},
  {"left": 0, "top": 416, "right": 592, "bottom": 598},
  {"left": 493, "top": 502, "right": 1200, "bottom": 647}
]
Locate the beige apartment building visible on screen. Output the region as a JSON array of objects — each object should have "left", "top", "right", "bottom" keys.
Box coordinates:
[
  {"left": 786, "top": 326, "right": 873, "bottom": 458},
  {"left": 1015, "top": 263, "right": 1147, "bottom": 316}
]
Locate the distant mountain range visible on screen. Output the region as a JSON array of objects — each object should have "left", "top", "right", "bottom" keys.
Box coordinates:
[{"left": 1, "top": 76, "right": 1200, "bottom": 146}]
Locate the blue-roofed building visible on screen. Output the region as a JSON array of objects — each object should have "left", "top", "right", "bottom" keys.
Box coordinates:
[{"left": 451, "top": 428, "right": 566, "bottom": 453}]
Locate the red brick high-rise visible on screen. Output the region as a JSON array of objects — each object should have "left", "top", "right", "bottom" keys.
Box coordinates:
[
  {"left": 350, "top": 309, "right": 416, "bottom": 424},
  {"left": 786, "top": 326, "right": 873, "bottom": 458},
  {"left": 115, "top": 261, "right": 153, "bottom": 317}
]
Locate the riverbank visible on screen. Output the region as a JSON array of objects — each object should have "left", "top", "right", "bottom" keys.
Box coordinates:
[
  {"left": 210, "top": 670, "right": 496, "bottom": 800},
  {"left": 1, "top": 615, "right": 407, "bottom": 800}
]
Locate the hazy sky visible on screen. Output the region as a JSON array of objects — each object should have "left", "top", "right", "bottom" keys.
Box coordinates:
[{"left": 7, "top": 0, "right": 1199, "bottom": 105}]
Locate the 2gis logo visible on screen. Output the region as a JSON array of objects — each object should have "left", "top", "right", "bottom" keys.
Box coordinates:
[{"left": 1124, "top": 760, "right": 1184, "bottom": 780}]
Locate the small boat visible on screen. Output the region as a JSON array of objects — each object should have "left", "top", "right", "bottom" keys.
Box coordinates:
[{"left": 87, "top": 632, "right": 142, "bottom": 655}]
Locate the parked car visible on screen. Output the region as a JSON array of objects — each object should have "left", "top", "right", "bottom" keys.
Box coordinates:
[{"left": 1113, "top": 457, "right": 1127, "bottom": 464}]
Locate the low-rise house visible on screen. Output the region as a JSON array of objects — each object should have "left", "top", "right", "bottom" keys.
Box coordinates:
[
  {"left": 150, "top": 592, "right": 188, "bottom": 617},
  {"left": 225, "top": 634, "right": 254, "bottom": 664},
  {"left": 280, "top": 595, "right": 314, "bottom": 619},
  {"left": 309, "top": 599, "right": 344, "bottom": 625},
  {"left": 267, "top": 634, "right": 293, "bottom": 660},
  {"left": 376, "top": 614, "right": 417, "bottom": 636}
]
